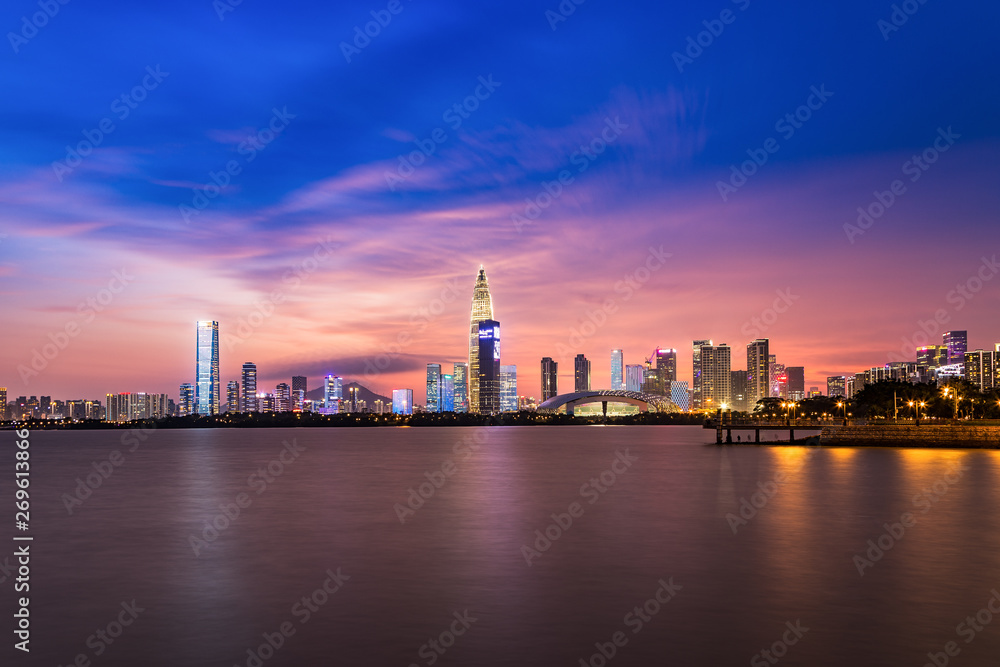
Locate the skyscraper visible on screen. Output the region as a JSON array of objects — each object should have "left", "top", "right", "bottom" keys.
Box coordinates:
[
  {"left": 747, "top": 339, "right": 770, "bottom": 409},
  {"left": 453, "top": 362, "right": 469, "bottom": 413},
  {"left": 477, "top": 320, "right": 501, "bottom": 414},
  {"left": 610, "top": 349, "right": 624, "bottom": 390},
  {"left": 786, "top": 366, "right": 805, "bottom": 401},
  {"left": 670, "top": 381, "right": 691, "bottom": 411},
  {"left": 441, "top": 374, "right": 455, "bottom": 412},
  {"left": 500, "top": 365, "right": 517, "bottom": 412},
  {"left": 917, "top": 346, "right": 948, "bottom": 368},
  {"left": 541, "top": 357, "right": 558, "bottom": 400},
  {"left": 292, "top": 376, "right": 307, "bottom": 411},
  {"left": 769, "top": 354, "right": 781, "bottom": 398},
  {"left": 275, "top": 383, "right": 290, "bottom": 412},
  {"left": 656, "top": 348, "right": 678, "bottom": 383},
  {"left": 325, "top": 375, "right": 343, "bottom": 410},
  {"left": 179, "top": 383, "right": 195, "bottom": 416},
  {"left": 426, "top": 363, "right": 442, "bottom": 413},
  {"left": 226, "top": 380, "right": 239, "bottom": 412},
  {"left": 944, "top": 331, "right": 968, "bottom": 365},
  {"left": 964, "top": 350, "right": 995, "bottom": 391},
  {"left": 574, "top": 354, "right": 591, "bottom": 392},
  {"left": 699, "top": 343, "right": 731, "bottom": 410},
  {"left": 241, "top": 362, "right": 257, "bottom": 412},
  {"left": 827, "top": 376, "right": 846, "bottom": 398},
  {"left": 0, "top": 387, "right": 6, "bottom": 421},
  {"left": 730, "top": 371, "right": 748, "bottom": 412},
  {"left": 468, "top": 266, "right": 494, "bottom": 414},
  {"left": 392, "top": 389, "right": 413, "bottom": 415},
  {"left": 625, "top": 364, "right": 643, "bottom": 392},
  {"left": 195, "top": 321, "right": 220, "bottom": 415},
  {"left": 692, "top": 340, "right": 711, "bottom": 409}
]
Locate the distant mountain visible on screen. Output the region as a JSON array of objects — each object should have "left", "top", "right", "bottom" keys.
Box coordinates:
[{"left": 305, "top": 381, "right": 391, "bottom": 407}]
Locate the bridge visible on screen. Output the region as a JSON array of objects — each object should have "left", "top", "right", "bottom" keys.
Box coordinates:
[{"left": 537, "top": 390, "right": 679, "bottom": 416}]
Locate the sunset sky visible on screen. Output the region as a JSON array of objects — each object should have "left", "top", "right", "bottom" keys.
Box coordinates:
[{"left": 1, "top": 0, "right": 998, "bottom": 400}]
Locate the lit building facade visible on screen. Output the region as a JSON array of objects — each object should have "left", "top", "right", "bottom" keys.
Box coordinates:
[
  {"left": 692, "top": 339, "right": 711, "bottom": 409},
  {"left": 625, "top": 364, "right": 643, "bottom": 392},
  {"left": 426, "top": 363, "right": 442, "bottom": 413},
  {"left": 292, "top": 376, "right": 307, "bottom": 411},
  {"left": 786, "top": 366, "right": 805, "bottom": 401},
  {"left": 500, "top": 365, "right": 517, "bottom": 412},
  {"left": 541, "top": 357, "right": 558, "bottom": 401},
  {"left": 392, "top": 389, "right": 413, "bottom": 415},
  {"left": 730, "top": 370, "right": 748, "bottom": 412},
  {"left": 746, "top": 339, "right": 770, "bottom": 409},
  {"left": 195, "top": 320, "right": 220, "bottom": 415},
  {"left": 179, "top": 383, "right": 195, "bottom": 416},
  {"left": 275, "top": 383, "right": 290, "bottom": 412},
  {"left": 917, "top": 345, "right": 948, "bottom": 368},
  {"left": 241, "top": 362, "right": 257, "bottom": 412},
  {"left": 325, "top": 374, "right": 343, "bottom": 410},
  {"left": 611, "top": 349, "right": 624, "bottom": 390},
  {"left": 944, "top": 331, "right": 968, "bottom": 365},
  {"left": 699, "top": 343, "right": 731, "bottom": 410},
  {"left": 468, "top": 266, "right": 494, "bottom": 414},
  {"left": 441, "top": 374, "right": 455, "bottom": 412},
  {"left": 477, "top": 319, "right": 501, "bottom": 414},
  {"left": 964, "top": 350, "right": 995, "bottom": 391},
  {"left": 454, "top": 362, "right": 469, "bottom": 413},
  {"left": 670, "top": 381, "right": 690, "bottom": 411},
  {"left": 827, "top": 376, "right": 846, "bottom": 398},
  {"left": 226, "top": 380, "right": 239, "bottom": 413}
]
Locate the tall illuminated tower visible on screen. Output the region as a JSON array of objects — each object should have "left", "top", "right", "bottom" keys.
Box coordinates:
[
  {"left": 611, "top": 350, "right": 624, "bottom": 390},
  {"left": 241, "top": 362, "right": 257, "bottom": 412},
  {"left": 468, "top": 266, "right": 494, "bottom": 413},
  {"left": 195, "top": 321, "right": 220, "bottom": 415}
]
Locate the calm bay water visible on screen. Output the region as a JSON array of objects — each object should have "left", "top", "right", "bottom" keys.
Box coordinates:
[{"left": 6, "top": 425, "right": 1000, "bottom": 666}]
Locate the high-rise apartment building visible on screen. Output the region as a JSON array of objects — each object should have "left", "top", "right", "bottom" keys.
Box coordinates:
[
  {"left": 730, "top": 370, "right": 748, "bottom": 412},
  {"left": 944, "top": 331, "right": 968, "bottom": 365},
  {"left": 574, "top": 354, "right": 591, "bottom": 392},
  {"left": 692, "top": 340, "right": 711, "bottom": 409},
  {"left": 426, "top": 363, "right": 442, "bottom": 413},
  {"left": 292, "top": 376, "right": 307, "bottom": 411},
  {"left": 747, "top": 339, "right": 770, "bottom": 409},
  {"left": 964, "top": 350, "right": 995, "bottom": 391},
  {"left": 226, "top": 380, "right": 239, "bottom": 412},
  {"left": 275, "top": 383, "right": 290, "bottom": 412},
  {"left": 468, "top": 267, "right": 494, "bottom": 414},
  {"left": 611, "top": 350, "right": 624, "bottom": 390},
  {"left": 827, "top": 376, "right": 846, "bottom": 398},
  {"left": 625, "top": 364, "right": 643, "bottom": 392},
  {"left": 699, "top": 343, "right": 731, "bottom": 410},
  {"left": 541, "top": 357, "right": 558, "bottom": 401},
  {"left": 179, "top": 383, "right": 195, "bottom": 416},
  {"left": 195, "top": 320, "right": 220, "bottom": 415},
  {"left": 477, "top": 320, "right": 501, "bottom": 414},
  {"left": 241, "top": 363, "right": 257, "bottom": 412},
  {"left": 500, "top": 365, "right": 517, "bottom": 412},
  {"left": 453, "top": 363, "right": 469, "bottom": 413},
  {"left": 786, "top": 367, "right": 805, "bottom": 401}
]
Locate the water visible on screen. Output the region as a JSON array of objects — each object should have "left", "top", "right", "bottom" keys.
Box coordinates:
[{"left": 6, "top": 425, "right": 1000, "bottom": 666}]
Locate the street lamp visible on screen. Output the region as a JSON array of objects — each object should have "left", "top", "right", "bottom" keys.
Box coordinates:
[{"left": 836, "top": 401, "right": 848, "bottom": 425}]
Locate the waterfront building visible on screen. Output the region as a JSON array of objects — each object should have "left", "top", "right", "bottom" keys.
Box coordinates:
[
  {"left": 730, "top": 370, "right": 748, "bottom": 412},
  {"left": 325, "top": 374, "right": 343, "bottom": 409},
  {"left": 827, "top": 376, "right": 846, "bottom": 398},
  {"left": 541, "top": 357, "right": 558, "bottom": 401},
  {"left": 670, "top": 381, "right": 691, "bottom": 411},
  {"left": 786, "top": 366, "right": 805, "bottom": 401},
  {"left": 195, "top": 321, "right": 220, "bottom": 415},
  {"left": 292, "top": 376, "right": 307, "bottom": 410},
  {"left": 964, "top": 350, "right": 995, "bottom": 391},
  {"left": 944, "top": 331, "right": 968, "bottom": 365},
  {"left": 692, "top": 339, "right": 712, "bottom": 409},
  {"left": 226, "top": 380, "right": 239, "bottom": 412},
  {"left": 477, "top": 320, "right": 501, "bottom": 414},
  {"left": 441, "top": 374, "right": 455, "bottom": 412},
  {"left": 611, "top": 349, "right": 624, "bottom": 390},
  {"left": 275, "top": 383, "right": 290, "bottom": 412},
  {"left": 241, "top": 363, "right": 257, "bottom": 412},
  {"left": 625, "top": 364, "right": 643, "bottom": 392},
  {"left": 747, "top": 339, "right": 770, "bottom": 408},
  {"left": 468, "top": 266, "right": 494, "bottom": 413},
  {"left": 574, "top": 354, "right": 591, "bottom": 392},
  {"left": 454, "top": 362, "right": 469, "bottom": 413},
  {"left": 699, "top": 343, "right": 731, "bottom": 410},
  {"left": 500, "top": 365, "right": 517, "bottom": 412},
  {"left": 179, "top": 383, "right": 195, "bottom": 416},
  {"left": 392, "top": 389, "right": 413, "bottom": 415},
  {"left": 426, "top": 363, "right": 442, "bottom": 413}
]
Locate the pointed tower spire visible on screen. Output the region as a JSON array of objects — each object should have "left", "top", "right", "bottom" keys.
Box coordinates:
[{"left": 468, "top": 266, "right": 494, "bottom": 413}]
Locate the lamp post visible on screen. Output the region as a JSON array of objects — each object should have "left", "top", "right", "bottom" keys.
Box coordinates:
[{"left": 837, "top": 401, "right": 848, "bottom": 426}]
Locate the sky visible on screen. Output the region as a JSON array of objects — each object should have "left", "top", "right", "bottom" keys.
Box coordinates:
[{"left": 1, "top": 0, "right": 998, "bottom": 401}]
